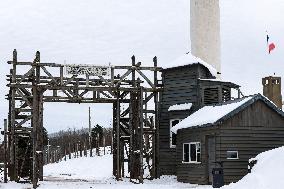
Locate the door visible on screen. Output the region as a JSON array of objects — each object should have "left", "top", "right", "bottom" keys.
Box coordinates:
[{"left": 207, "top": 136, "right": 216, "bottom": 184}]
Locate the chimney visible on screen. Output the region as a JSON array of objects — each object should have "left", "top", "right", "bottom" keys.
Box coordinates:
[
  {"left": 262, "top": 76, "right": 282, "bottom": 109},
  {"left": 190, "top": 0, "right": 221, "bottom": 76}
]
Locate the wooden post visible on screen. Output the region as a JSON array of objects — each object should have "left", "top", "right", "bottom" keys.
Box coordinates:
[
  {"left": 129, "top": 88, "right": 141, "bottom": 180},
  {"left": 64, "top": 148, "right": 66, "bottom": 161},
  {"left": 9, "top": 49, "right": 17, "bottom": 181},
  {"left": 139, "top": 87, "right": 144, "bottom": 183},
  {"left": 32, "top": 51, "right": 44, "bottom": 187},
  {"left": 32, "top": 82, "right": 39, "bottom": 188},
  {"left": 4, "top": 119, "right": 8, "bottom": 183},
  {"left": 153, "top": 56, "right": 159, "bottom": 178},
  {"left": 96, "top": 134, "right": 100, "bottom": 156},
  {"left": 112, "top": 103, "right": 116, "bottom": 176},
  {"left": 84, "top": 140, "right": 87, "bottom": 157},
  {"left": 68, "top": 143, "right": 71, "bottom": 159},
  {"left": 103, "top": 135, "right": 106, "bottom": 155},
  {"left": 60, "top": 66, "right": 63, "bottom": 85},
  {"left": 89, "top": 107, "right": 92, "bottom": 157},
  {"left": 7, "top": 82, "right": 12, "bottom": 181},
  {"left": 115, "top": 91, "right": 121, "bottom": 180},
  {"left": 79, "top": 142, "right": 82, "bottom": 157},
  {"left": 129, "top": 93, "right": 133, "bottom": 179},
  {"left": 39, "top": 90, "right": 44, "bottom": 181},
  {"left": 129, "top": 55, "right": 137, "bottom": 181},
  {"left": 47, "top": 139, "right": 50, "bottom": 164},
  {"left": 110, "top": 129, "right": 113, "bottom": 155}
]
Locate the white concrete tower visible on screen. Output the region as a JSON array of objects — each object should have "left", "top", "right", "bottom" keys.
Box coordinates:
[{"left": 190, "top": 0, "right": 221, "bottom": 76}]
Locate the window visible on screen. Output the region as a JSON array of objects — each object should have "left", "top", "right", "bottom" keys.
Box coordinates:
[
  {"left": 183, "top": 142, "right": 201, "bottom": 163},
  {"left": 227, "top": 151, "right": 239, "bottom": 160},
  {"left": 170, "top": 119, "right": 182, "bottom": 148}
]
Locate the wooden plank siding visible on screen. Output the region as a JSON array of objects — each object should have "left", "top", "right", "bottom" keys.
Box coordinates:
[
  {"left": 176, "top": 126, "right": 220, "bottom": 184},
  {"left": 175, "top": 99, "right": 284, "bottom": 184},
  {"left": 219, "top": 100, "right": 284, "bottom": 184},
  {"left": 159, "top": 64, "right": 214, "bottom": 175}
]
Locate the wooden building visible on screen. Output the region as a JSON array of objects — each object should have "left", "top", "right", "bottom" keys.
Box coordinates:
[
  {"left": 158, "top": 53, "right": 240, "bottom": 175},
  {"left": 171, "top": 94, "right": 284, "bottom": 184}
]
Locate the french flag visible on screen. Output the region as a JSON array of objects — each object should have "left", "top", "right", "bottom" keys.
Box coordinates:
[{"left": 266, "top": 32, "right": 276, "bottom": 54}]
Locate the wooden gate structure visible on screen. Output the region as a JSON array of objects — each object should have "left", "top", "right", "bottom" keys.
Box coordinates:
[{"left": 5, "top": 49, "right": 161, "bottom": 187}]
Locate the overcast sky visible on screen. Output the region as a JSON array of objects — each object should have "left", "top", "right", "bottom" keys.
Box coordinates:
[{"left": 0, "top": 0, "right": 284, "bottom": 134}]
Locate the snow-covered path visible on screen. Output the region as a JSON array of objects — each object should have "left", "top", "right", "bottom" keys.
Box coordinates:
[
  {"left": 44, "top": 154, "right": 113, "bottom": 181},
  {"left": 0, "top": 153, "right": 212, "bottom": 189}
]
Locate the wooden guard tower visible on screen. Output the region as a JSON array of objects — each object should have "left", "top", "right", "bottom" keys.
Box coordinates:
[{"left": 5, "top": 50, "right": 162, "bottom": 187}]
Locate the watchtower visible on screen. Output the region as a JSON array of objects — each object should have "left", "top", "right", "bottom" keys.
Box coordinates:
[
  {"left": 158, "top": 53, "right": 241, "bottom": 175},
  {"left": 262, "top": 76, "right": 282, "bottom": 109}
]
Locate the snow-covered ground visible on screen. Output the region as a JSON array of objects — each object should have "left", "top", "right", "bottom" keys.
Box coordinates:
[
  {"left": 0, "top": 151, "right": 211, "bottom": 189},
  {"left": 1, "top": 146, "right": 284, "bottom": 189},
  {"left": 44, "top": 155, "right": 113, "bottom": 181}
]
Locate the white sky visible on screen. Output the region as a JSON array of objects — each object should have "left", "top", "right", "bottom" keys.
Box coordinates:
[{"left": 0, "top": 0, "right": 283, "bottom": 134}]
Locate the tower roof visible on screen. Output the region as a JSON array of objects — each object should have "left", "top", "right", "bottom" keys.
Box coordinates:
[{"left": 162, "top": 53, "right": 218, "bottom": 77}]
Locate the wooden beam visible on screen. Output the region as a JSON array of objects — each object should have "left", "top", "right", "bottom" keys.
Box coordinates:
[
  {"left": 41, "top": 66, "right": 59, "bottom": 85},
  {"left": 16, "top": 89, "right": 33, "bottom": 108},
  {"left": 15, "top": 115, "right": 33, "bottom": 127},
  {"left": 136, "top": 69, "right": 155, "bottom": 89},
  {"left": 16, "top": 67, "right": 35, "bottom": 84},
  {"left": 115, "top": 69, "right": 132, "bottom": 88}
]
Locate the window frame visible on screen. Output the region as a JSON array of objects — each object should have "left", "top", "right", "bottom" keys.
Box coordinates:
[
  {"left": 182, "top": 142, "right": 201, "bottom": 164},
  {"left": 226, "top": 151, "right": 239, "bottom": 160},
  {"left": 169, "top": 119, "right": 182, "bottom": 148}
]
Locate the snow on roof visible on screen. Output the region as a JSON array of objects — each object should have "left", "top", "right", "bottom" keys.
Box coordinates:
[
  {"left": 262, "top": 95, "right": 278, "bottom": 108},
  {"left": 171, "top": 96, "right": 253, "bottom": 134},
  {"left": 168, "top": 103, "right": 193, "bottom": 111},
  {"left": 198, "top": 78, "right": 223, "bottom": 82},
  {"left": 198, "top": 78, "right": 235, "bottom": 83},
  {"left": 163, "top": 53, "right": 218, "bottom": 77},
  {"left": 198, "top": 78, "right": 240, "bottom": 88}
]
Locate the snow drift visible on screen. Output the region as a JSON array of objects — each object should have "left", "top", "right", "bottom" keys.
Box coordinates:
[{"left": 222, "top": 146, "right": 284, "bottom": 189}]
